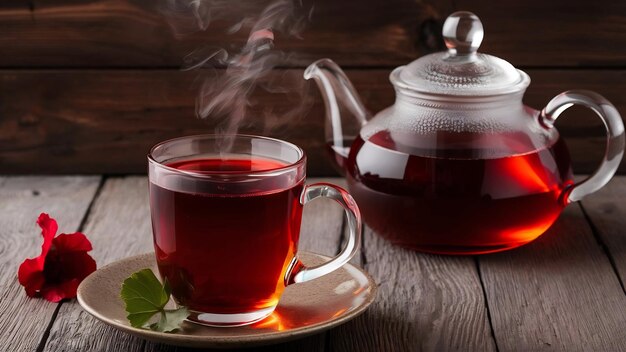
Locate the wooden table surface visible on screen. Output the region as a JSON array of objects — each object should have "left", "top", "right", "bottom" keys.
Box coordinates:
[{"left": 1, "top": 176, "right": 625, "bottom": 352}]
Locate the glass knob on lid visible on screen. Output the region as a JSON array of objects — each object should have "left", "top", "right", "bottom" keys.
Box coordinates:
[
  {"left": 442, "top": 11, "right": 484, "bottom": 56},
  {"left": 392, "top": 11, "right": 530, "bottom": 97}
]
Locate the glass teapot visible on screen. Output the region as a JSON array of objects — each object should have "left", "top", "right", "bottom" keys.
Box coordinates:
[{"left": 304, "top": 11, "right": 625, "bottom": 254}]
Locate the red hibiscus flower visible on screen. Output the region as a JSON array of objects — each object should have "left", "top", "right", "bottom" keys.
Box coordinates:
[{"left": 17, "top": 213, "right": 97, "bottom": 302}]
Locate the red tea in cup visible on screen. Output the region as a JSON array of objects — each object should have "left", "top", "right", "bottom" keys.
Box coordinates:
[
  {"left": 148, "top": 135, "right": 361, "bottom": 326},
  {"left": 151, "top": 158, "right": 304, "bottom": 315}
]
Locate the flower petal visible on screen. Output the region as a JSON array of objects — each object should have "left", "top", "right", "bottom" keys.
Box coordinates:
[
  {"left": 52, "top": 233, "right": 93, "bottom": 254},
  {"left": 17, "top": 258, "right": 45, "bottom": 297},
  {"left": 37, "top": 213, "right": 58, "bottom": 257},
  {"left": 41, "top": 279, "right": 80, "bottom": 302},
  {"left": 57, "top": 251, "right": 97, "bottom": 282},
  {"left": 17, "top": 213, "right": 60, "bottom": 297}
]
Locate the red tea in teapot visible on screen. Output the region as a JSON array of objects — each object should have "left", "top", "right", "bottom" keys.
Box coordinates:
[{"left": 345, "top": 131, "right": 574, "bottom": 254}]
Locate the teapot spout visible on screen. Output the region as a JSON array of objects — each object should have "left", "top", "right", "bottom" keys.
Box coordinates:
[{"left": 304, "top": 59, "right": 370, "bottom": 173}]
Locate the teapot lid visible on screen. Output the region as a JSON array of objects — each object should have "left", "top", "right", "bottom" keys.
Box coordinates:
[{"left": 394, "top": 11, "right": 529, "bottom": 97}]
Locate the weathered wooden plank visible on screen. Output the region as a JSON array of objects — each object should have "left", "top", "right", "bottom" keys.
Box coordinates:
[
  {"left": 0, "top": 69, "right": 624, "bottom": 175},
  {"left": 42, "top": 177, "right": 346, "bottom": 351},
  {"left": 0, "top": 176, "right": 100, "bottom": 352},
  {"left": 478, "top": 204, "right": 626, "bottom": 351},
  {"left": 0, "top": 0, "right": 450, "bottom": 68},
  {"left": 580, "top": 177, "right": 626, "bottom": 289},
  {"left": 1, "top": 0, "right": 624, "bottom": 67},
  {"left": 0, "top": 68, "right": 394, "bottom": 176},
  {"left": 328, "top": 178, "right": 495, "bottom": 352},
  {"left": 455, "top": 0, "right": 626, "bottom": 67},
  {"left": 329, "top": 227, "right": 496, "bottom": 352}
]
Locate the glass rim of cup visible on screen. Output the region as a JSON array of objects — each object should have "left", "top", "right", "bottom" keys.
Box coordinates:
[{"left": 148, "top": 133, "right": 307, "bottom": 179}]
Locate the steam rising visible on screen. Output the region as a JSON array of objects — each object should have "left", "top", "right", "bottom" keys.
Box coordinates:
[{"left": 161, "top": 0, "right": 314, "bottom": 151}]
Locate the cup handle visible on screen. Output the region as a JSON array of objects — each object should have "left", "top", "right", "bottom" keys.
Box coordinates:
[
  {"left": 285, "top": 183, "right": 362, "bottom": 285},
  {"left": 539, "top": 90, "right": 625, "bottom": 203}
]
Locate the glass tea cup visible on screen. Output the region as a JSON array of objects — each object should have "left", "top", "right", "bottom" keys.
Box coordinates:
[{"left": 148, "top": 134, "right": 361, "bottom": 327}]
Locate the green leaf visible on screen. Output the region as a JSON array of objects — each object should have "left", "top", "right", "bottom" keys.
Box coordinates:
[
  {"left": 150, "top": 307, "right": 190, "bottom": 333},
  {"left": 120, "top": 268, "right": 188, "bottom": 333}
]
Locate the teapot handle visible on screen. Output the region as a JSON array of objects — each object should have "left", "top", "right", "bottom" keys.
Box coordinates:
[{"left": 539, "top": 90, "right": 625, "bottom": 203}]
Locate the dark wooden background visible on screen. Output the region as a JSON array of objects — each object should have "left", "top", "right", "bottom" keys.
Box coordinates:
[{"left": 1, "top": 0, "right": 625, "bottom": 175}]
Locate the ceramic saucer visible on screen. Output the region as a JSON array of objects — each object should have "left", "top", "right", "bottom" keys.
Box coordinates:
[{"left": 77, "top": 252, "right": 376, "bottom": 348}]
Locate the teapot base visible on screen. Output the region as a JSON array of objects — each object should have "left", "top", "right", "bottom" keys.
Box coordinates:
[{"left": 388, "top": 240, "right": 536, "bottom": 255}]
